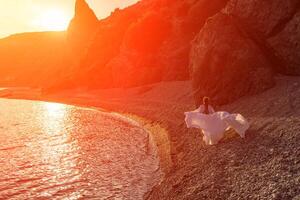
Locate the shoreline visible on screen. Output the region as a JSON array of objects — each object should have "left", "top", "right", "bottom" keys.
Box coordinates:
[
  {"left": 0, "top": 93, "right": 174, "bottom": 175},
  {"left": 1, "top": 76, "right": 300, "bottom": 199},
  {"left": 0, "top": 81, "right": 194, "bottom": 175},
  {"left": 0, "top": 85, "right": 179, "bottom": 199}
]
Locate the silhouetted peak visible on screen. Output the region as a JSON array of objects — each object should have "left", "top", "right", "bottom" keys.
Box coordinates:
[
  {"left": 66, "top": 0, "right": 99, "bottom": 55},
  {"left": 68, "top": 0, "right": 98, "bottom": 31},
  {"left": 74, "top": 0, "right": 98, "bottom": 20}
]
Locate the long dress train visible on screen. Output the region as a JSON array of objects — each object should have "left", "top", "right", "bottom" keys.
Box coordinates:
[{"left": 184, "top": 110, "right": 249, "bottom": 145}]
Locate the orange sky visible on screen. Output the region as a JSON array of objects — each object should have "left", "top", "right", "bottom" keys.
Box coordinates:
[{"left": 0, "top": 0, "right": 139, "bottom": 38}]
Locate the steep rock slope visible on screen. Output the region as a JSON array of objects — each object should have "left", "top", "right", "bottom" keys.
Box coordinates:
[
  {"left": 190, "top": 13, "right": 274, "bottom": 105},
  {"left": 268, "top": 10, "right": 300, "bottom": 75},
  {"left": 1, "top": 0, "right": 300, "bottom": 108},
  {"left": 67, "top": 0, "right": 99, "bottom": 54},
  {"left": 224, "top": 0, "right": 300, "bottom": 75},
  {"left": 190, "top": 0, "right": 300, "bottom": 105},
  {"left": 67, "top": 0, "right": 230, "bottom": 88},
  {"left": 60, "top": 0, "right": 99, "bottom": 83}
]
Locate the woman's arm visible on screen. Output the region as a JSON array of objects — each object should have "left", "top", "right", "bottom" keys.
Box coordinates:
[
  {"left": 196, "top": 105, "right": 204, "bottom": 113},
  {"left": 209, "top": 105, "right": 215, "bottom": 113}
]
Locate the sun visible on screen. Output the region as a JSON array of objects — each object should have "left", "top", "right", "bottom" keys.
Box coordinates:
[{"left": 32, "top": 9, "right": 70, "bottom": 31}]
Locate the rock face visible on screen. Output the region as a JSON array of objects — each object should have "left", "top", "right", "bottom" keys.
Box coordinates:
[
  {"left": 268, "top": 10, "right": 300, "bottom": 75},
  {"left": 190, "top": 0, "right": 300, "bottom": 105},
  {"left": 54, "top": 0, "right": 100, "bottom": 89},
  {"left": 67, "top": 0, "right": 98, "bottom": 53},
  {"left": 107, "top": 11, "right": 172, "bottom": 87},
  {"left": 223, "top": 0, "right": 300, "bottom": 75},
  {"left": 224, "top": 0, "right": 299, "bottom": 36},
  {"left": 68, "top": 0, "right": 231, "bottom": 88},
  {"left": 190, "top": 13, "right": 274, "bottom": 105},
  {"left": 157, "top": 0, "right": 230, "bottom": 81},
  {"left": 73, "top": 4, "right": 143, "bottom": 88},
  {"left": 1, "top": 0, "right": 300, "bottom": 105}
]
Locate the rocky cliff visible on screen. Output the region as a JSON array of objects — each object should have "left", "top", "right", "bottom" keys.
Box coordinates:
[
  {"left": 67, "top": 0, "right": 99, "bottom": 54},
  {"left": 190, "top": 0, "right": 300, "bottom": 105},
  {"left": 51, "top": 0, "right": 300, "bottom": 105},
  {"left": 69, "top": 0, "right": 230, "bottom": 88},
  {"left": 0, "top": 0, "right": 300, "bottom": 106}
]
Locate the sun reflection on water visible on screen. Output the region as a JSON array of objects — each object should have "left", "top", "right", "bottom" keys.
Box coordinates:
[
  {"left": 38, "top": 102, "right": 83, "bottom": 198},
  {"left": 44, "top": 102, "right": 66, "bottom": 118},
  {"left": 0, "top": 99, "right": 161, "bottom": 199},
  {"left": 42, "top": 102, "right": 67, "bottom": 134}
]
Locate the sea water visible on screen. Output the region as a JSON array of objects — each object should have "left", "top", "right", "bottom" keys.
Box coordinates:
[{"left": 0, "top": 99, "right": 161, "bottom": 199}]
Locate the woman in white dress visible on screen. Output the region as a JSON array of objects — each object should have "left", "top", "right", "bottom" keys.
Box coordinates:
[{"left": 185, "top": 97, "right": 249, "bottom": 145}]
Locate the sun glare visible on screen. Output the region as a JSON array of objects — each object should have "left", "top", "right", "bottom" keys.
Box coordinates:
[
  {"left": 44, "top": 102, "right": 66, "bottom": 117},
  {"left": 32, "top": 9, "right": 70, "bottom": 31},
  {"left": 42, "top": 102, "right": 68, "bottom": 135}
]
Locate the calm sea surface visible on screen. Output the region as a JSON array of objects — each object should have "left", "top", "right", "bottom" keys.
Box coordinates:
[{"left": 0, "top": 99, "right": 161, "bottom": 199}]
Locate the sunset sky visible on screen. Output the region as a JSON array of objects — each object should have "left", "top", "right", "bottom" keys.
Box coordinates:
[{"left": 0, "top": 0, "right": 139, "bottom": 38}]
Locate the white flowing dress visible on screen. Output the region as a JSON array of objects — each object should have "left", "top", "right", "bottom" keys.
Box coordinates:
[{"left": 184, "top": 106, "right": 249, "bottom": 145}]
